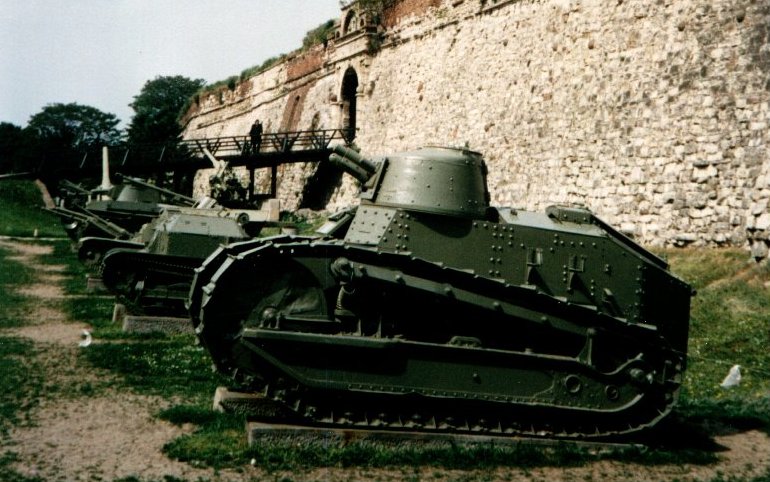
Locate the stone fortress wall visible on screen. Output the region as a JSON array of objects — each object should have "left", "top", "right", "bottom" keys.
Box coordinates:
[{"left": 181, "top": 0, "right": 770, "bottom": 255}]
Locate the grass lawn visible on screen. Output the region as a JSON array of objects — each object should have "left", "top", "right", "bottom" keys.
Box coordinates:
[{"left": 0, "top": 181, "right": 61, "bottom": 238}]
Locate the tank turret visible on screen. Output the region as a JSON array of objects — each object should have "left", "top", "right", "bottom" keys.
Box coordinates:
[{"left": 331, "top": 144, "right": 490, "bottom": 218}]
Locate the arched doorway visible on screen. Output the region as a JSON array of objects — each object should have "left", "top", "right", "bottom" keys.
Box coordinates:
[
  {"left": 343, "top": 11, "right": 357, "bottom": 35},
  {"left": 341, "top": 67, "right": 358, "bottom": 142}
]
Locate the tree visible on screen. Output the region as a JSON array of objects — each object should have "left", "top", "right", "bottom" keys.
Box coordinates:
[
  {"left": 127, "top": 75, "right": 205, "bottom": 146},
  {"left": 0, "top": 122, "right": 25, "bottom": 172},
  {"left": 26, "top": 103, "right": 122, "bottom": 153}
]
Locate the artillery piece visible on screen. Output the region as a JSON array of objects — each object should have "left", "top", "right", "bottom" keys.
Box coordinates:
[{"left": 188, "top": 144, "right": 692, "bottom": 440}]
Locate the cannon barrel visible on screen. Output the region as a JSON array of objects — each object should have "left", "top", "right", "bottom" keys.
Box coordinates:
[
  {"left": 0, "top": 171, "right": 36, "bottom": 181},
  {"left": 328, "top": 153, "right": 373, "bottom": 184},
  {"left": 115, "top": 174, "right": 196, "bottom": 206},
  {"left": 332, "top": 145, "right": 378, "bottom": 174},
  {"left": 60, "top": 179, "right": 91, "bottom": 195}
]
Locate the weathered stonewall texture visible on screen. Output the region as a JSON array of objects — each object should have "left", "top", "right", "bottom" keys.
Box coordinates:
[{"left": 182, "top": 0, "right": 770, "bottom": 254}]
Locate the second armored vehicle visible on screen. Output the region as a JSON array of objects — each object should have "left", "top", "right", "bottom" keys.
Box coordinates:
[{"left": 82, "top": 198, "right": 281, "bottom": 316}]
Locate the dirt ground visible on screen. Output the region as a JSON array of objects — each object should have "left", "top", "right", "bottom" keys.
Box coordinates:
[{"left": 1, "top": 237, "right": 769, "bottom": 482}]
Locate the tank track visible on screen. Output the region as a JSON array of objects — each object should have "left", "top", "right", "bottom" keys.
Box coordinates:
[
  {"left": 190, "top": 236, "right": 684, "bottom": 440},
  {"left": 100, "top": 249, "right": 203, "bottom": 316}
]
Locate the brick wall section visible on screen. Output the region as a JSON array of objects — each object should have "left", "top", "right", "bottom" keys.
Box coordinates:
[
  {"left": 183, "top": 0, "right": 770, "bottom": 255},
  {"left": 382, "top": 0, "right": 443, "bottom": 28},
  {"left": 287, "top": 49, "right": 325, "bottom": 81},
  {"left": 279, "top": 82, "right": 315, "bottom": 131}
]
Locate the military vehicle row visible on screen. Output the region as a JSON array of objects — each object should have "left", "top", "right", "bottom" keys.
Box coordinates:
[
  {"left": 67, "top": 144, "right": 693, "bottom": 441},
  {"left": 66, "top": 176, "right": 283, "bottom": 317}
]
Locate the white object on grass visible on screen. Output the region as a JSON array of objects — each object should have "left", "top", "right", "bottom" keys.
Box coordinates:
[
  {"left": 78, "top": 329, "right": 92, "bottom": 348},
  {"left": 720, "top": 364, "right": 741, "bottom": 388}
]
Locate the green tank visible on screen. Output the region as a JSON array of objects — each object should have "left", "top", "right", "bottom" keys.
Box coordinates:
[
  {"left": 53, "top": 176, "right": 196, "bottom": 242},
  {"left": 188, "top": 145, "right": 692, "bottom": 439},
  {"left": 82, "top": 199, "right": 280, "bottom": 316}
]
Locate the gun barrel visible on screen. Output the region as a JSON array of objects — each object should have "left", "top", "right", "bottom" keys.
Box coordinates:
[
  {"left": 48, "top": 206, "right": 131, "bottom": 239},
  {"left": 332, "top": 145, "right": 377, "bottom": 174},
  {"left": 329, "top": 153, "right": 372, "bottom": 183},
  {"left": 0, "top": 171, "right": 36, "bottom": 181},
  {"left": 117, "top": 175, "right": 196, "bottom": 206},
  {"left": 60, "top": 180, "right": 91, "bottom": 195}
]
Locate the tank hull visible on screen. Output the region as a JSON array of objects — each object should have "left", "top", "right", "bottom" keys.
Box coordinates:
[{"left": 190, "top": 228, "right": 687, "bottom": 439}]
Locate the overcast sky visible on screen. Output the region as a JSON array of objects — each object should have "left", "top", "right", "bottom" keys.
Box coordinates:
[{"left": 0, "top": 0, "right": 341, "bottom": 128}]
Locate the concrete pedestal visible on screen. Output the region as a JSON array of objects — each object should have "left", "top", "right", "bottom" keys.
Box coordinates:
[
  {"left": 212, "top": 387, "right": 288, "bottom": 418},
  {"left": 245, "top": 421, "right": 635, "bottom": 450},
  {"left": 121, "top": 314, "right": 194, "bottom": 335},
  {"left": 211, "top": 386, "right": 638, "bottom": 450},
  {"left": 86, "top": 276, "right": 107, "bottom": 293}
]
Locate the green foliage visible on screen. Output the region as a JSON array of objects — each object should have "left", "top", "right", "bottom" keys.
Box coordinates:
[
  {"left": 204, "top": 76, "right": 239, "bottom": 93},
  {"left": 301, "top": 19, "right": 336, "bottom": 50},
  {"left": 279, "top": 211, "right": 327, "bottom": 234},
  {"left": 661, "top": 248, "right": 750, "bottom": 290},
  {"left": 0, "top": 180, "right": 45, "bottom": 207},
  {"left": 367, "top": 31, "right": 386, "bottom": 54},
  {"left": 82, "top": 339, "right": 225, "bottom": 402},
  {"left": 705, "top": 469, "right": 770, "bottom": 482},
  {"left": 65, "top": 296, "right": 120, "bottom": 337},
  {"left": 349, "top": 0, "right": 395, "bottom": 21},
  {"left": 662, "top": 249, "right": 770, "bottom": 400},
  {"left": 239, "top": 55, "right": 287, "bottom": 82},
  {"left": 45, "top": 240, "right": 91, "bottom": 294},
  {"left": 162, "top": 411, "right": 247, "bottom": 468},
  {"left": 0, "top": 245, "right": 36, "bottom": 328},
  {"left": 208, "top": 168, "right": 247, "bottom": 207},
  {"left": 0, "top": 451, "right": 44, "bottom": 482},
  {"left": 26, "top": 102, "right": 122, "bottom": 152},
  {"left": 678, "top": 396, "right": 770, "bottom": 433},
  {"left": 158, "top": 404, "right": 223, "bottom": 426},
  {"left": 0, "top": 122, "right": 36, "bottom": 174},
  {"left": 47, "top": 243, "right": 139, "bottom": 339},
  {"left": 0, "top": 181, "right": 62, "bottom": 237},
  {"left": 128, "top": 75, "right": 205, "bottom": 145},
  {"left": 0, "top": 245, "right": 43, "bottom": 439},
  {"left": 0, "top": 337, "right": 41, "bottom": 437}
]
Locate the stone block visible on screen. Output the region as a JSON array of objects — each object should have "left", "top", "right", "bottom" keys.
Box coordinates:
[
  {"left": 751, "top": 199, "right": 768, "bottom": 215},
  {"left": 756, "top": 213, "right": 770, "bottom": 231},
  {"left": 122, "top": 315, "right": 194, "bottom": 335},
  {"left": 86, "top": 277, "right": 107, "bottom": 293},
  {"left": 212, "top": 387, "right": 289, "bottom": 419},
  {"left": 246, "top": 421, "right": 637, "bottom": 451},
  {"left": 692, "top": 164, "right": 718, "bottom": 183},
  {"left": 751, "top": 240, "right": 768, "bottom": 260},
  {"left": 112, "top": 303, "right": 127, "bottom": 324}
]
